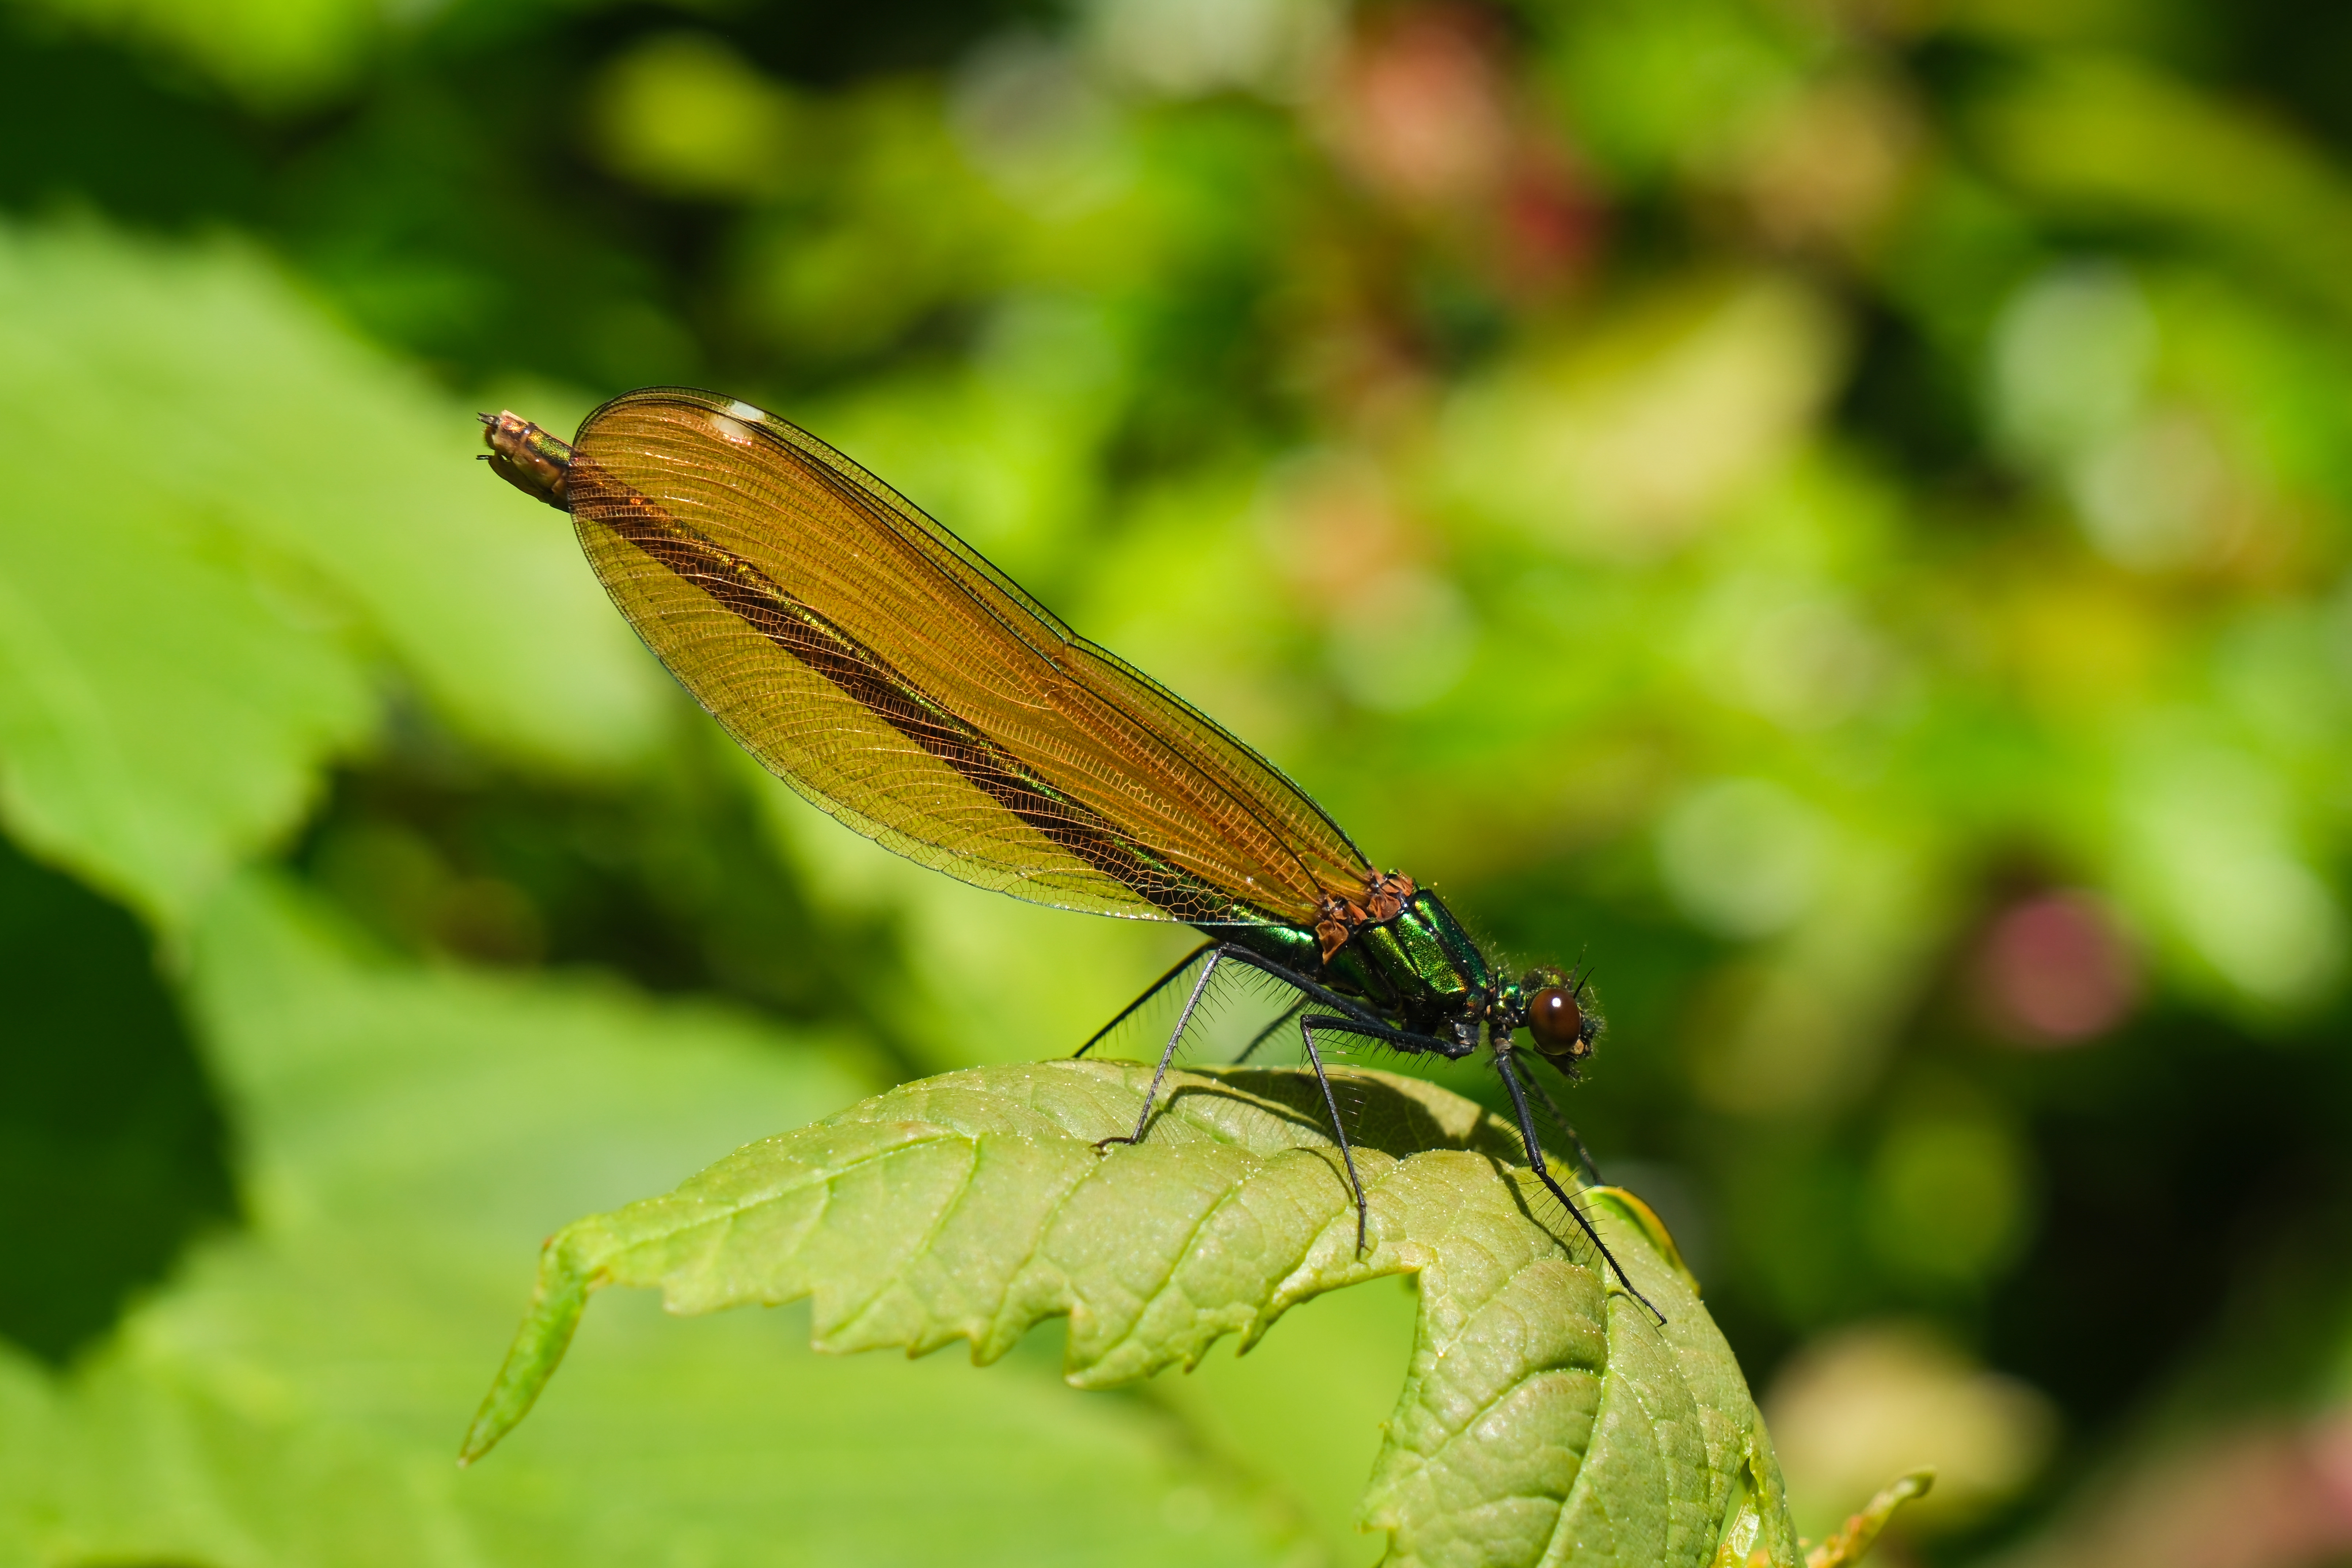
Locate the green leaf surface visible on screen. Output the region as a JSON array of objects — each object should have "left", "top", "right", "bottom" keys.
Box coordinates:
[
  {"left": 0, "top": 219, "right": 663, "bottom": 921},
  {"left": 0, "top": 878, "right": 1298, "bottom": 1567},
  {"left": 467, "top": 1060, "right": 1808, "bottom": 1568}
]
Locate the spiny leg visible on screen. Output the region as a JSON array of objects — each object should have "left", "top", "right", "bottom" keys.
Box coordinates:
[
  {"left": 1284, "top": 1010, "right": 1478, "bottom": 1254},
  {"left": 1075, "top": 939, "right": 1215, "bottom": 1059},
  {"left": 1523, "top": 1065, "right": 1602, "bottom": 1186},
  {"left": 1097, "top": 942, "right": 1379, "bottom": 1156},
  {"left": 1298, "top": 1017, "right": 1376, "bottom": 1253},
  {"left": 1190, "top": 947, "right": 1481, "bottom": 1061},
  {"left": 1097, "top": 948, "right": 1225, "bottom": 1150},
  {"left": 1490, "top": 1045, "right": 1664, "bottom": 1324},
  {"left": 1277, "top": 1010, "right": 1479, "bottom": 1060},
  {"left": 1186, "top": 944, "right": 1403, "bottom": 1037},
  {"left": 1093, "top": 942, "right": 1472, "bottom": 1251}
]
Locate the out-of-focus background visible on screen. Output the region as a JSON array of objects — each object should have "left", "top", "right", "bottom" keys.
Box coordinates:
[{"left": 3, "top": 0, "right": 2350, "bottom": 1563}]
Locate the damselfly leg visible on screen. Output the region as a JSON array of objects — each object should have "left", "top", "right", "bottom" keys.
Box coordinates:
[
  {"left": 1094, "top": 944, "right": 1418, "bottom": 1253},
  {"left": 1087, "top": 942, "right": 1659, "bottom": 1314},
  {"left": 1521, "top": 1066, "right": 1602, "bottom": 1186},
  {"left": 1488, "top": 1041, "right": 1664, "bottom": 1324}
]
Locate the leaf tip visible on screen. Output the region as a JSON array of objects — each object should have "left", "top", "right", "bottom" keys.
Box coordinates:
[
  {"left": 457, "top": 1243, "right": 599, "bottom": 1466},
  {"left": 1802, "top": 1468, "right": 1937, "bottom": 1568}
]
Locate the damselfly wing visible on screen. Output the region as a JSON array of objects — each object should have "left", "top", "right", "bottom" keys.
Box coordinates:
[{"left": 536, "top": 390, "right": 1368, "bottom": 925}]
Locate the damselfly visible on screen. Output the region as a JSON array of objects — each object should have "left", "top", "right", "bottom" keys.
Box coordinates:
[{"left": 482, "top": 388, "right": 1657, "bottom": 1318}]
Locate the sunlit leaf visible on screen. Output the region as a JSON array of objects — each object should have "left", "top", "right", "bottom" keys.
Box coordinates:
[{"left": 466, "top": 1059, "right": 1809, "bottom": 1568}]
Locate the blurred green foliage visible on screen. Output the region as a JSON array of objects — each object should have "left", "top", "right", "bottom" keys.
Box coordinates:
[{"left": 3, "top": 0, "right": 2351, "bottom": 1564}]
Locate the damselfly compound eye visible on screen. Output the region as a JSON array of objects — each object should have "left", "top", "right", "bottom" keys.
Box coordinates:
[{"left": 1525, "top": 986, "right": 1589, "bottom": 1060}]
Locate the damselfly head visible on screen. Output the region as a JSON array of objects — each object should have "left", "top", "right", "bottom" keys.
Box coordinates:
[{"left": 1520, "top": 966, "right": 1597, "bottom": 1064}]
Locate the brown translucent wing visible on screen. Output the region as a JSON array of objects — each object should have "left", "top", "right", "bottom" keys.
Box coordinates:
[{"left": 563, "top": 387, "right": 1371, "bottom": 925}]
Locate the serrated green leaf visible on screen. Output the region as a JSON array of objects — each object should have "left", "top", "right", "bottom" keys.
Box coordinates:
[
  {"left": 466, "top": 1060, "right": 1810, "bottom": 1568},
  {"left": 0, "top": 218, "right": 664, "bottom": 920}
]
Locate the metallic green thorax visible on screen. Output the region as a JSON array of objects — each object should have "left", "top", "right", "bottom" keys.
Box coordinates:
[{"left": 1211, "top": 889, "right": 1505, "bottom": 1047}]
